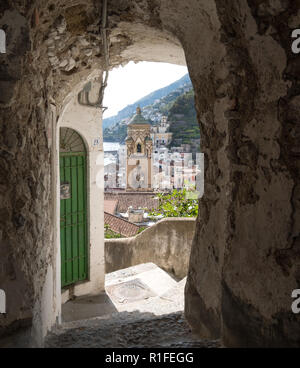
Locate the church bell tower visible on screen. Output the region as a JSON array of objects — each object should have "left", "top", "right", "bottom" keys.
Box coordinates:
[{"left": 126, "top": 107, "right": 153, "bottom": 192}]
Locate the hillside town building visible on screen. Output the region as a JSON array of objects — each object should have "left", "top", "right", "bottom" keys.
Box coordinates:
[
  {"left": 151, "top": 116, "right": 173, "bottom": 148},
  {"left": 104, "top": 111, "right": 199, "bottom": 193}
]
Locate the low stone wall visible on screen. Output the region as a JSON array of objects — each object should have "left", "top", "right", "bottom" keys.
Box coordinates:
[{"left": 105, "top": 218, "right": 196, "bottom": 280}]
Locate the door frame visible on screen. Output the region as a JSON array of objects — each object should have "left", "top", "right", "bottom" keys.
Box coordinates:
[{"left": 53, "top": 94, "right": 105, "bottom": 325}]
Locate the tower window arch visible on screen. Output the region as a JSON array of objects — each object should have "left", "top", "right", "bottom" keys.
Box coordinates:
[{"left": 137, "top": 143, "right": 142, "bottom": 153}]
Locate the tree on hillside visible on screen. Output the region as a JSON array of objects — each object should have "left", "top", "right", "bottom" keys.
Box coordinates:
[{"left": 168, "top": 90, "right": 200, "bottom": 148}]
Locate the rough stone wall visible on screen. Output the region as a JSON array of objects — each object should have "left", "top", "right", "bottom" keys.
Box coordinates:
[
  {"left": 221, "top": 0, "right": 300, "bottom": 348},
  {"left": 0, "top": 2, "right": 53, "bottom": 343},
  {"left": 105, "top": 218, "right": 196, "bottom": 279},
  {"left": 0, "top": 0, "right": 111, "bottom": 345},
  {"left": 184, "top": 0, "right": 300, "bottom": 347}
]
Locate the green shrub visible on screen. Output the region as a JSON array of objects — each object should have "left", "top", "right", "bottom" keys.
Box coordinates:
[
  {"left": 149, "top": 189, "right": 198, "bottom": 219},
  {"left": 104, "top": 224, "right": 124, "bottom": 239}
]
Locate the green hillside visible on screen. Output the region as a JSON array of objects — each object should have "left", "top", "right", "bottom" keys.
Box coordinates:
[
  {"left": 168, "top": 90, "right": 200, "bottom": 148},
  {"left": 103, "top": 123, "right": 127, "bottom": 143},
  {"left": 103, "top": 73, "right": 191, "bottom": 130},
  {"left": 103, "top": 77, "right": 200, "bottom": 149},
  {"left": 103, "top": 79, "right": 193, "bottom": 143}
]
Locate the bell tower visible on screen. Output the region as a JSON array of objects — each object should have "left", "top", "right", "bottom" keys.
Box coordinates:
[{"left": 126, "top": 107, "right": 153, "bottom": 192}]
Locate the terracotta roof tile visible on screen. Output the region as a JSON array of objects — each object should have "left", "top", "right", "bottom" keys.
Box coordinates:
[{"left": 104, "top": 212, "right": 140, "bottom": 238}]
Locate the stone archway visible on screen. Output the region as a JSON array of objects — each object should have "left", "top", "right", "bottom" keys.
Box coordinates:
[{"left": 0, "top": 0, "right": 299, "bottom": 348}]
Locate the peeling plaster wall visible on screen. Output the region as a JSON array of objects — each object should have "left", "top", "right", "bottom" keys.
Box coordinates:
[{"left": 0, "top": 0, "right": 299, "bottom": 347}]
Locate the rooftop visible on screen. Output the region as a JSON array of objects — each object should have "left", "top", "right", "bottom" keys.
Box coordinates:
[
  {"left": 104, "top": 212, "right": 140, "bottom": 238},
  {"left": 105, "top": 192, "right": 159, "bottom": 213}
]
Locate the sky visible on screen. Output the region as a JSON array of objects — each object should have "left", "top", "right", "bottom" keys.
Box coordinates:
[{"left": 103, "top": 61, "right": 188, "bottom": 118}]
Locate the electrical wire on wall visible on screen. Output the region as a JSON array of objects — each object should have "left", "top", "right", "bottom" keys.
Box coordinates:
[{"left": 78, "top": 0, "right": 109, "bottom": 110}]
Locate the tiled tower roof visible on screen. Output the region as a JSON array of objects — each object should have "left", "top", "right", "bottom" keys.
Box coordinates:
[{"left": 128, "top": 106, "right": 151, "bottom": 126}]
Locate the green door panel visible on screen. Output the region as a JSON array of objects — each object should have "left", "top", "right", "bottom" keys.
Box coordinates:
[{"left": 60, "top": 128, "right": 88, "bottom": 288}]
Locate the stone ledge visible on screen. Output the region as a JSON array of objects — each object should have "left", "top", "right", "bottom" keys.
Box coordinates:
[{"left": 105, "top": 218, "right": 196, "bottom": 279}]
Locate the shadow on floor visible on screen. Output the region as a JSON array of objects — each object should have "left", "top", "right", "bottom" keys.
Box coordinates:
[
  {"left": 62, "top": 292, "right": 118, "bottom": 323},
  {"left": 47, "top": 310, "right": 220, "bottom": 348}
]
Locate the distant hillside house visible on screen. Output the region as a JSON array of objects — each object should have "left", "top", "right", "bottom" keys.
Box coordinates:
[
  {"left": 104, "top": 191, "right": 158, "bottom": 214},
  {"left": 151, "top": 115, "right": 173, "bottom": 149}
]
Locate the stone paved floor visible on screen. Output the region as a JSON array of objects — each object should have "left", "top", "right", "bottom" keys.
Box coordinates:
[
  {"left": 45, "top": 311, "right": 220, "bottom": 348},
  {"left": 45, "top": 264, "right": 220, "bottom": 348}
]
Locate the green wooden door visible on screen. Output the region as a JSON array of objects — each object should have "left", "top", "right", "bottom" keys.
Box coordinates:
[{"left": 60, "top": 128, "right": 88, "bottom": 288}]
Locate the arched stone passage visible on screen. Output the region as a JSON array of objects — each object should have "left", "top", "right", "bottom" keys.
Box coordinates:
[{"left": 0, "top": 0, "right": 299, "bottom": 347}]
